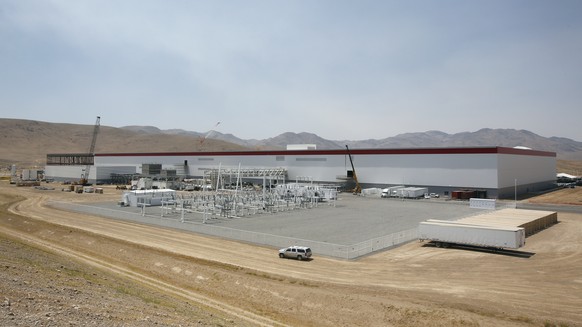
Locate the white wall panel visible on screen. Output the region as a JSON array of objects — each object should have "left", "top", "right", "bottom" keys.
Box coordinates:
[
  {"left": 79, "top": 148, "right": 556, "bottom": 198},
  {"left": 44, "top": 166, "right": 85, "bottom": 181},
  {"left": 497, "top": 154, "right": 556, "bottom": 188},
  {"left": 95, "top": 152, "right": 500, "bottom": 188},
  {"left": 352, "top": 154, "right": 498, "bottom": 188}
]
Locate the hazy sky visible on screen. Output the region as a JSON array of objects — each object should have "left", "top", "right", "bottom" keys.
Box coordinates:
[{"left": 1, "top": 1, "right": 581, "bottom": 141}]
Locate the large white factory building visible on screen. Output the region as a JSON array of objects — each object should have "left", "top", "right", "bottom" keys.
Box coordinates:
[{"left": 45, "top": 146, "right": 556, "bottom": 198}]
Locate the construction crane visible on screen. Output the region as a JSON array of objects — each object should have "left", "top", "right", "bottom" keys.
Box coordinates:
[
  {"left": 345, "top": 145, "right": 362, "bottom": 194},
  {"left": 199, "top": 121, "right": 221, "bottom": 146},
  {"left": 80, "top": 116, "right": 100, "bottom": 185}
]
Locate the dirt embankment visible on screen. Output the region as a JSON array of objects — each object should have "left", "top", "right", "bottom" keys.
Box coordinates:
[{"left": 1, "top": 183, "right": 581, "bottom": 327}]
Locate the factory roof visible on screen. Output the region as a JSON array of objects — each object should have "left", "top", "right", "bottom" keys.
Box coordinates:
[{"left": 95, "top": 146, "right": 555, "bottom": 158}]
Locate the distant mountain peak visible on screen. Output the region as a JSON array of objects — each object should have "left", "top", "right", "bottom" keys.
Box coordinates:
[
  {"left": 120, "top": 125, "right": 162, "bottom": 134},
  {"left": 115, "top": 125, "right": 582, "bottom": 160}
]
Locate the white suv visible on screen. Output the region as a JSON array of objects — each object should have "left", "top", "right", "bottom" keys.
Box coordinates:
[{"left": 278, "top": 246, "right": 312, "bottom": 260}]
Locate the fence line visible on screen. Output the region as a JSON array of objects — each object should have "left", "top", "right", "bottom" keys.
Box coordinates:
[{"left": 49, "top": 201, "right": 419, "bottom": 259}]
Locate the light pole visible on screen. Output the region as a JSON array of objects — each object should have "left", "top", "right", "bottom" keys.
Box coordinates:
[{"left": 514, "top": 179, "right": 517, "bottom": 208}]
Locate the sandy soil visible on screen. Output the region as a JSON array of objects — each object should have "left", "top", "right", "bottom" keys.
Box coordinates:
[
  {"left": 526, "top": 186, "right": 582, "bottom": 206},
  {"left": 1, "top": 182, "right": 581, "bottom": 326}
]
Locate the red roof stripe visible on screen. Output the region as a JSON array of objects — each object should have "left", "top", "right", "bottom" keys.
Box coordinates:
[{"left": 96, "top": 147, "right": 555, "bottom": 158}]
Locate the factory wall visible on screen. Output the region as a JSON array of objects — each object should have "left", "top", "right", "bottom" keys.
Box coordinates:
[
  {"left": 496, "top": 151, "right": 556, "bottom": 198},
  {"left": 45, "top": 147, "right": 555, "bottom": 198},
  {"left": 44, "top": 165, "right": 87, "bottom": 182},
  {"left": 44, "top": 165, "right": 136, "bottom": 183},
  {"left": 96, "top": 166, "right": 137, "bottom": 181},
  {"left": 497, "top": 153, "right": 556, "bottom": 188},
  {"left": 349, "top": 153, "right": 499, "bottom": 188}
]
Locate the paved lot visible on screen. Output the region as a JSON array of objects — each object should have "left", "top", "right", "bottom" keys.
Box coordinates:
[{"left": 53, "top": 195, "right": 481, "bottom": 245}]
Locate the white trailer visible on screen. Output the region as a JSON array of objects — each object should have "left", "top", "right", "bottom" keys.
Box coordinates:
[
  {"left": 418, "top": 221, "right": 526, "bottom": 249},
  {"left": 361, "top": 188, "right": 383, "bottom": 197},
  {"left": 397, "top": 187, "right": 428, "bottom": 199}
]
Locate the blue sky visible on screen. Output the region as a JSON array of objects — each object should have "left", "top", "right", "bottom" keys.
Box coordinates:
[{"left": 1, "top": 0, "right": 581, "bottom": 141}]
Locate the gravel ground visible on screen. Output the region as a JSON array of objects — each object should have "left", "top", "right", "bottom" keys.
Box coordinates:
[
  {"left": 2, "top": 183, "right": 581, "bottom": 327},
  {"left": 0, "top": 235, "right": 247, "bottom": 327}
]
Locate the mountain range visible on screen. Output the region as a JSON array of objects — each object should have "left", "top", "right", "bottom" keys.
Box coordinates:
[
  {"left": 122, "top": 124, "right": 582, "bottom": 160},
  {"left": 1, "top": 119, "right": 582, "bottom": 172}
]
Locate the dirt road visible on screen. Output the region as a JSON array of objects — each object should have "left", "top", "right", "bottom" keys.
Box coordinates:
[{"left": 1, "top": 183, "right": 581, "bottom": 326}]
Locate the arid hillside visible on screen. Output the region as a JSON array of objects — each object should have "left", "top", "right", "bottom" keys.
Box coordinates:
[
  {"left": 2, "top": 119, "right": 581, "bottom": 175},
  {"left": 0, "top": 119, "right": 249, "bottom": 167},
  {"left": 557, "top": 159, "right": 582, "bottom": 176}
]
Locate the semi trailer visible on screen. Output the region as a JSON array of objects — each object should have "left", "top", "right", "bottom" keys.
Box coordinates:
[{"left": 418, "top": 221, "right": 526, "bottom": 249}]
